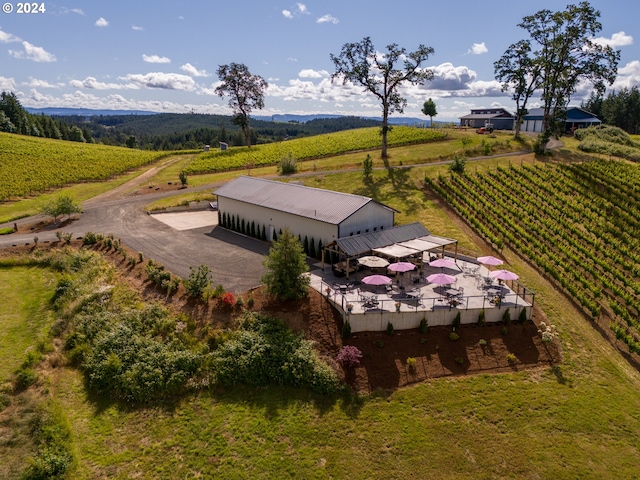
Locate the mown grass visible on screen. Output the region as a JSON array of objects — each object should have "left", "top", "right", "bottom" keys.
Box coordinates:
[{"left": 0, "top": 264, "right": 56, "bottom": 383}]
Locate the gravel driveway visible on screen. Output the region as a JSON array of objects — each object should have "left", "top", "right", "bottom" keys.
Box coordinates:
[{"left": 0, "top": 190, "right": 270, "bottom": 293}]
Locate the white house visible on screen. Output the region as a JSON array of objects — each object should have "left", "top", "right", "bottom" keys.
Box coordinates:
[{"left": 214, "top": 176, "right": 397, "bottom": 248}]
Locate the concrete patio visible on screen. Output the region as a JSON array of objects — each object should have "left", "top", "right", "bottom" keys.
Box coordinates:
[{"left": 309, "top": 257, "right": 534, "bottom": 333}]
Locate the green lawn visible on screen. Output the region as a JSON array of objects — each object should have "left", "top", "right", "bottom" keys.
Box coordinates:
[{"left": 0, "top": 264, "right": 56, "bottom": 383}]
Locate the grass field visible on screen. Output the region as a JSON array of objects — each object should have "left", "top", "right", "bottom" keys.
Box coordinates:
[
  {"left": 3, "top": 132, "right": 640, "bottom": 478},
  {"left": 0, "top": 264, "right": 56, "bottom": 383}
]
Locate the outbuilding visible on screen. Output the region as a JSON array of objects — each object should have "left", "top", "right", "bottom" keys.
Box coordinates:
[
  {"left": 522, "top": 107, "right": 601, "bottom": 133},
  {"left": 459, "top": 108, "right": 515, "bottom": 130},
  {"left": 214, "top": 176, "right": 397, "bottom": 249}
]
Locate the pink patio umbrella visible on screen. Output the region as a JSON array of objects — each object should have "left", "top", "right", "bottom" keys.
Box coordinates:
[
  {"left": 361, "top": 274, "right": 392, "bottom": 286},
  {"left": 387, "top": 261, "right": 416, "bottom": 287},
  {"left": 476, "top": 255, "right": 504, "bottom": 267},
  {"left": 490, "top": 269, "right": 519, "bottom": 281},
  {"left": 426, "top": 273, "right": 457, "bottom": 285},
  {"left": 387, "top": 262, "right": 416, "bottom": 273},
  {"left": 428, "top": 258, "right": 458, "bottom": 270},
  {"left": 361, "top": 274, "right": 392, "bottom": 293}
]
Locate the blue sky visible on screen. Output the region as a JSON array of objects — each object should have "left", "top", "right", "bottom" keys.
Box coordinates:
[{"left": 1, "top": 0, "right": 638, "bottom": 121}]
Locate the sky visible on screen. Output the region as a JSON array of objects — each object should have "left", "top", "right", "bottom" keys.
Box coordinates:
[{"left": 1, "top": 0, "right": 639, "bottom": 121}]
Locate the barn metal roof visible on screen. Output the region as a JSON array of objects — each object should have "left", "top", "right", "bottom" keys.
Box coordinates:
[{"left": 214, "top": 176, "right": 395, "bottom": 225}]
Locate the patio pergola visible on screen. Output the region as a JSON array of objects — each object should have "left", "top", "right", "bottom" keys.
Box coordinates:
[{"left": 322, "top": 222, "right": 458, "bottom": 280}]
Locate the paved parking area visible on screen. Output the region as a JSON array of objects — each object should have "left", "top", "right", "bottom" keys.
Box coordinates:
[{"left": 151, "top": 210, "right": 219, "bottom": 231}]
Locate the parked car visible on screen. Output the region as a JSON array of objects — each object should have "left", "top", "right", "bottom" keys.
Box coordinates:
[{"left": 476, "top": 124, "right": 494, "bottom": 134}]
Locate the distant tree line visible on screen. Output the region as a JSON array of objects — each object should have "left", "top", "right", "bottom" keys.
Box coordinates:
[
  {"left": 60, "top": 113, "right": 382, "bottom": 150},
  {"left": 0, "top": 89, "right": 390, "bottom": 150},
  {"left": 582, "top": 86, "right": 640, "bottom": 135},
  {"left": 0, "top": 91, "right": 92, "bottom": 143}
]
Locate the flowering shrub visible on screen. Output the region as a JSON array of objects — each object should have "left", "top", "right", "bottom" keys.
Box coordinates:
[
  {"left": 538, "top": 321, "right": 558, "bottom": 343},
  {"left": 336, "top": 345, "right": 363, "bottom": 368},
  {"left": 221, "top": 291, "right": 236, "bottom": 307}
]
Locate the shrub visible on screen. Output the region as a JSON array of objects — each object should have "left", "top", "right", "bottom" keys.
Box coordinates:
[
  {"left": 506, "top": 353, "right": 517, "bottom": 365},
  {"left": 336, "top": 345, "right": 363, "bottom": 368},
  {"left": 419, "top": 316, "right": 428, "bottom": 334},
  {"left": 342, "top": 319, "right": 352, "bottom": 339},
  {"left": 0, "top": 227, "right": 14, "bottom": 235},
  {"left": 477, "top": 309, "right": 486, "bottom": 326},
  {"left": 277, "top": 152, "right": 298, "bottom": 175},
  {"left": 449, "top": 332, "right": 459, "bottom": 341},
  {"left": 449, "top": 153, "right": 467, "bottom": 174},
  {"left": 519, "top": 307, "right": 528, "bottom": 324},
  {"left": 479, "top": 339, "right": 487, "bottom": 347},
  {"left": 247, "top": 296, "right": 255, "bottom": 309},
  {"left": 386, "top": 321, "right": 395, "bottom": 336},
  {"left": 83, "top": 231, "right": 98, "bottom": 245},
  {"left": 362, "top": 154, "right": 373, "bottom": 182},
  {"left": 406, "top": 356, "right": 417, "bottom": 372},
  {"left": 501, "top": 326, "right": 508, "bottom": 335},
  {"left": 452, "top": 311, "right": 461, "bottom": 330},
  {"left": 376, "top": 340, "right": 385, "bottom": 348},
  {"left": 502, "top": 308, "right": 511, "bottom": 325},
  {"left": 221, "top": 291, "right": 236, "bottom": 307},
  {"left": 183, "top": 264, "right": 212, "bottom": 299},
  {"left": 537, "top": 321, "right": 558, "bottom": 343},
  {"left": 212, "top": 313, "right": 339, "bottom": 394},
  {"left": 454, "top": 356, "right": 464, "bottom": 365}
]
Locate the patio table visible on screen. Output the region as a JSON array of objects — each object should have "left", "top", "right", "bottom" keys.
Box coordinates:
[{"left": 445, "top": 288, "right": 460, "bottom": 297}]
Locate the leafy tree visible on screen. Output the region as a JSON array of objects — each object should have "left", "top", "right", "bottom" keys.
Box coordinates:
[
  {"left": 585, "top": 87, "right": 640, "bottom": 134},
  {"left": 0, "top": 110, "right": 15, "bottom": 132},
  {"left": 215, "top": 63, "right": 268, "bottom": 148},
  {"left": 261, "top": 228, "right": 310, "bottom": 300},
  {"left": 40, "top": 194, "right": 82, "bottom": 221},
  {"left": 421, "top": 98, "right": 438, "bottom": 127},
  {"left": 362, "top": 154, "right": 373, "bottom": 183},
  {"left": 494, "top": 39, "right": 542, "bottom": 138},
  {"left": 125, "top": 135, "right": 137, "bottom": 148},
  {"left": 508, "top": 2, "right": 619, "bottom": 147},
  {"left": 330, "top": 37, "right": 435, "bottom": 160}
]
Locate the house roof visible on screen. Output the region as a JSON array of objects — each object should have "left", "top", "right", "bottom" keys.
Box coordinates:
[
  {"left": 214, "top": 176, "right": 395, "bottom": 225},
  {"left": 524, "top": 106, "right": 600, "bottom": 121},
  {"left": 459, "top": 113, "right": 505, "bottom": 120},
  {"left": 332, "top": 222, "right": 457, "bottom": 257}
]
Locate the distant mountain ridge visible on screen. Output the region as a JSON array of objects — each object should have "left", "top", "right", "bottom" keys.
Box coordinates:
[{"left": 26, "top": 107, "right": 431, "bottom": 125}]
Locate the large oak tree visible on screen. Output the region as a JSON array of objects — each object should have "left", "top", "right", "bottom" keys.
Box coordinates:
[
  {"left": 330, "top": 37, "right": 434, "bottom": 160},
  {"left": 215, "top": 63, "right": 268, "bottom": 148},
  {"left": 495, "top": 2, "right": 619, "bottom": 148}
]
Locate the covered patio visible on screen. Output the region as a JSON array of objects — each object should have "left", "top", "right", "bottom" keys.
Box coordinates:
[
  {"left": 309, "top": 255, "right": 534, "bottom": 333},
  {"left": 323, "top": 223, "right": 458, "bottom": 279}
]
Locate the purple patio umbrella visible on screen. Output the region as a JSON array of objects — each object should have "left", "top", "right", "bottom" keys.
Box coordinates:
[
  {"left": 477, "top": 255, "right": 504, "bottom": 267},
  {"left": 490, "top": 269, "right": 519, "bottom": 281}
]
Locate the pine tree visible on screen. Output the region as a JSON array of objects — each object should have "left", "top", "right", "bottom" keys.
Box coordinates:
[{"left": 261, "top": 228, "right": 310, "bottom": 300}]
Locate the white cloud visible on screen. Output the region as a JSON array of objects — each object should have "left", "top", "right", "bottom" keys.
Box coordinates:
[
  {"left": 317, "top": 14, "right": 338, "bottom": 24},
  {"left": 298, "top": 69, "right": 329, "bottom": 79},
  {"left": 468, "top": 42, "right": 488, "bottom": 55},
  {"left": 428, "top": 63, "right": 476, "bottom": 90},
  {"left": 26, "top": 78, "right": 61, "bottom": 89},
  {"left": 9, "top": 41, "right": 56, "bottom": 62},
  {"left": 61, "top": 7, "right": 84, "bottom": 15},
  {"left": 0, "top": 29, "right": 21, "bottom": 43},
  {"left": 283, "top": 3, "right": 309, "bottom": 19},
  {"left": 132, "top": 25, "right": 144, "bottom": 31},
  {"left": 180, "top": 63, "right": 210, "bottom": 77},
  {"left": 95, "top": 17, "right": 109, "bottom": 27},
  {"left": 612, "top": 60, "right": 640, "bottom": 90},
  {"left": 143, "top": 54, "right": 171, "bottom": 64},
  {"left": 0, "top": 76, "right": 17, "bottom": 91},
  {"left": 592, "top": 31, "right": 633, "bottom": 48},
  {"left": 287, "top": 57, "right": 298, "bottom": 62},
  {"left": 69, "top": 76, "right": 137, "bottom": 90},
  {"left": 119, "top": 72, "right": 197, "bottom": 91}
]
